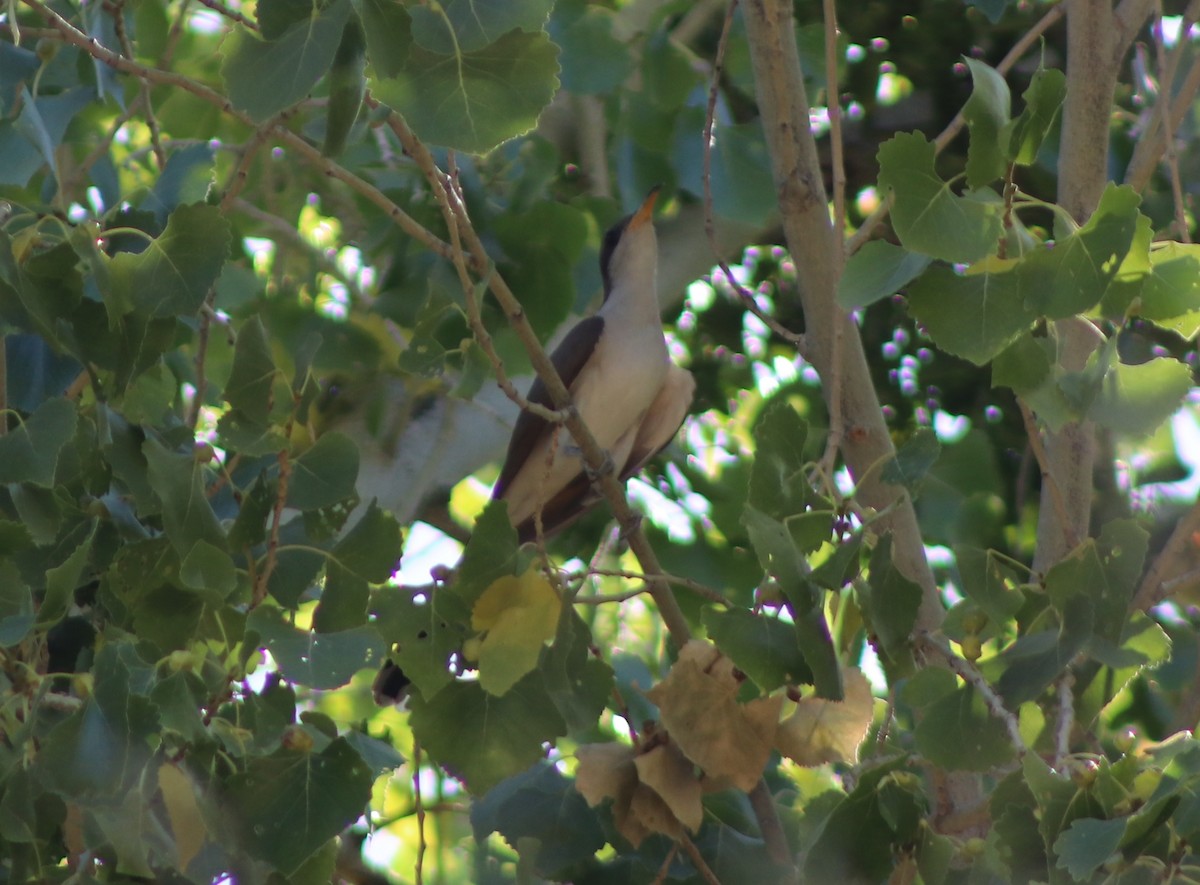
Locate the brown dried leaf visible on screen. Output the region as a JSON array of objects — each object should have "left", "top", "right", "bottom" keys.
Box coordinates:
[
  {"left": 644, "top": 640, "right": 783, "bottom": 791},
  {"left": 625, "top": 783, "right": 683, "bottom": 845},
  {"left": 775, "top": 666, "right": 875, "bottom": 766},
  {"left": 633, "top": 742, "right": 703, "bottom": 833},
  {"left": 575, "top": 743, "right": 637, "bottom": 807}
]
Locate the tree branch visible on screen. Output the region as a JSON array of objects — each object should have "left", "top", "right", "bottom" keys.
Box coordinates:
[{"left": 740, "top": 0, "right": 939, "bottom": 629}]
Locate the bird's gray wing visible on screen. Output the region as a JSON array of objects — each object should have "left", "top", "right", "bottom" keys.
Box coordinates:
[{"left": 492, "top": 316, "right": 606, "bottom": 501}]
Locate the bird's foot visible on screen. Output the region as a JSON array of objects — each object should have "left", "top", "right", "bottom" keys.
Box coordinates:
[
  {"left": 618, "top": 512, "right": 643, "bottom": 541},
  {"left": 584, "top": 452, "right": 616, "bottom": 484}
]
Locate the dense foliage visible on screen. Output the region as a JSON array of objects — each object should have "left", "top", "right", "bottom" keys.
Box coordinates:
[{"left": 2, "top": 0, "right": 1200, "bottom": 882}]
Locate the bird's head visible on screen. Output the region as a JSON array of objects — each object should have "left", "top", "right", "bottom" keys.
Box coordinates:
[{"left": 599, "top": 186, "right": 660, "bottom": 302}]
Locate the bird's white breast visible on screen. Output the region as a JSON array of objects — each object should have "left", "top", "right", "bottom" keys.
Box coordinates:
[{"left": 571, "top": 319, "right": 670, "bottom": 452}]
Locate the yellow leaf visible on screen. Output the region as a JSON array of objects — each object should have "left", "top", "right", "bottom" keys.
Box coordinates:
[
  {"left": 775, "top": 666, "right": 875, "bottom": 766},
  {"left": 644, "top": 640, "right": 783, "bottom": 792},
  {"left": 158, "top": 763, "right": 206, "bottom": 871},
  {"left": 471, "top": 567, "right": 561, "bottom": 696},
  {"left": 574, "top": 742, "right": 694, "bottom": 847}
]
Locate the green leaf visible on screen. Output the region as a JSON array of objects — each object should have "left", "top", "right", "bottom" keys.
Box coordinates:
[
  {"left": 673, "top": 115, "right": 779, "bottom": 227},
  {"left": 992, "top": 331, "right": 1052, "bottom": 395},
  {"left": 409, "top": 673, "right": 566, "bottom": 793},
  {"left": 1021, "top": 185, "right": 1142, "bottom": 319},
  {"left": 550, "top": 3, "right": 632, "bottom": 94},
  {"left": 314, "top": 561, "right": 369, "bottom": 633},
  {"left": 1124, "top": 242, "right": 1200, "bottom": 337},
  {"left": 1008, "top": 66, "right": 1066, "bottom": 165},
  {"left": 371, "top": 29, "right": 560, "bottom": 154},
  {"left": 357, "top": 0, "right": 412, "bottom": 77},
  {"left": 493, "top": 201, "right": 588, "bottom": 337},
  {"left": 747, "top": 400, "right": 808, "bottom": 520},
  {"left": 371, "top": 586, "right": 470, "bottom": 698},
  {"left": 321, "top": 16, "right": 366, "bottom": 158},
  {"left": 1086, "top": 357, "right": 1193, "bottom": 437},
  {"left": 702, "top": 606, "right": 812, "bottom": 693},
  {"left": 953, "top": 546, "right": 1024, "bottom": 623},
  {"left": 248, "top": 605, "right": 384, "bottom": 689},
  {"left": 469, "top": 763, "right": 605, "bottom": 880},
  {"left": 395, "top": 287, "right": 454, "bottom": 377},
  {"left": 877, "top": 131, "right": 1004, "bottom": 263},
  {"left": 858, "top": 536, "right": 922, "bottom": 662},
  {"left": 222, "top": 0, "right": 352, "bottom": 122},
  {"left": 0, "top": 397, "right": 77, "bottom": 486},
  {"left": 332, "top": 502, "right": 403, "bottom": 582},
  {"left": 409, "top": 0, "right": 553, "bottom": 53},
  {"left": 455, "top": 499, "right": 519, "bottom": 605},
  {"left": 288, "top": 432, "right": 360, "bottom": 510},
  {"left": 226, "top": 738, "right": 372, "bottom": 875},
  {"left": 997, "top": 594, "right": 1093, "bottom": 706},
  {"left": 178, "top": 538, "right": 238, "bottom": 600},
  {"left": 881, "top": 429, "right": 940, "bottom": 493},
  {"left": 0, "top": 240, "right": 82, "bottom": 351},
  {"left": 143, "top": 437, "right": 228, "bottom": 557},
  {"left": 5, "top": 88, "right": 94, "bottom": 187},
  {"left": 802, "top": 759, "right": 911, "bottom": 883},
  {"left": 0, "top": 561, "right": 34, "bottom": 646},
  {"left": 962, "top": 58, "right": 1011, "bottom": 189},
  {"left": 542, "top": 610, "right": 613, "bottom": 732},
  {"left": 906, "top": 260, "right": 1038, "bottom": 366},
  {"left": 224, "top": 315, "right": 277, "bottom": 424},
  {"left": 40, "top": 519, "right": 98, "bottom": 627},
  {"left": 257, "top": 0, "right": 317, "bottom": 39},
  {"left": 837, "top": 241, "right": 932, "bottom": 310},
  {"left": 914, "top": 684, "right": 1016, "bottom": 771},
  {"left": 106, "top": 203, "right": 232, "bottom": 320},
  {"left": 38, "top": 641, "right": 160, "bottom": 797},
  {"left": 1053, "top": 817, "right": 1126, "bottom": 882}
]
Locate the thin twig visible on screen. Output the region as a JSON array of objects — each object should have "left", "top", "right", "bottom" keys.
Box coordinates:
[
  {"left": 22, "top": 0, "right": 456, "bottom": 262},
  {"left": 1018, "top": 399, "right": 1080, "bottom": 554},
  {"left": 413, "top": 741, "right": 426, "bottom": 885},
  {"left": 221, "top": 113, "right": 295, "bottom": 212},
  {"left": 917, "top": 633, "right": 1028, "bottom": 756},
  {"left": 253, "top": 447, "right": 291, "bottom": 607},
  {"left": 817, "top": 0, "right": 845, "bottom": 481},
  {"left": 109, "top": 0, "right": 166, "bottom": 171},
  {"left": 189, "top": 290, "right": 216, "bottom": 431},
  {"left": 1153, "top": 0, "right": 1192, "bottom": 242},
  {"left": 156, "top": 0, "right": 191, "bottom": 70},
  {"left": 194, "top": 0, "right": 258, "bottom": 31},
  {"left": 1133, "top": 497, "right": 1200, "bottom": 609},
  {"left": 701, "top": 0, "right": 804, "bottom": 348},
  {"left": 566, "top": 568, "right": 732, "bottom": 606},
  {"left": 847, "top": 0, "right": 1069, "bottom": 255},
  {"left": 1053, "top": 672, "right": 1074, "bottom": 770},
  {"left": 679, "top": 835, "right": 723, "bottom": 885}
]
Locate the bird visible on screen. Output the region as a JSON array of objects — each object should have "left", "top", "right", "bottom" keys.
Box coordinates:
[
  {"left": 372, "top": 188, "right": 694, "bottom": 706},
  {"left": 491, "top": 186, "right": 696, "bottom": 542}
]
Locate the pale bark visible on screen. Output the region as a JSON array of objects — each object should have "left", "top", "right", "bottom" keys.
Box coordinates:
[{"left": 740, "top": 0, "right": 940, "bottom": 629}]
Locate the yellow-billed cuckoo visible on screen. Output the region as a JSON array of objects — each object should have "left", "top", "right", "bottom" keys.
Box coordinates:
[
  {"left": 373, "top": 188, "right": 693, "bottom": 705},
  {"left": 493, "top": 186, "right": 695, "bottom": 541}
]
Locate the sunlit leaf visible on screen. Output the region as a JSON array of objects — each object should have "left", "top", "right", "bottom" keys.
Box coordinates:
[
  {"left": 877, "top": 131, "right": 1004, "bottom": 263},
  {"left": 962, "top": 58, "right": 1011, "bottom": 188},
  {"left": 471, "top": 568, "right": 561, "bottom": 696},
  {"left": 370, "top": 29, "right": 560, "bottom": 154},
  {"left": 222, "top": 0, "right": 353, "bottom": 122}
]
